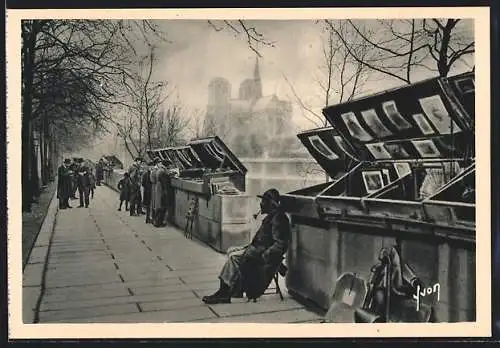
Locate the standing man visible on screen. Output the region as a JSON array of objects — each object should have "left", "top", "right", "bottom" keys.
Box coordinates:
[
  {"left": 142, "top": 161, "right": 154, "bottom": 223},
  {"left": 202, "top": 188, "right": 291, "bottom": 304},
  {"left": 70, "top": 159, "right": 79, "bottom": 199},
  {"left": 76, "top": 159, "right": 92, "bottom": 208},
  {"left": 165, "top": 161, "right": 179, "bottom": 224},
  {"left": 95, "top": 159, "right": 104, "bottom": 186},
  {"left": 156, "top": 159, "right": 172, "bottom": 227},
  {"left": 57, "top": 158, "right": 73, "bottom": 209},
  {"left": 128, "top": 157, "right": 144, "bottom": 214},
  {"left": 149, "top": 158, "right": 160, "bottom": 224}
]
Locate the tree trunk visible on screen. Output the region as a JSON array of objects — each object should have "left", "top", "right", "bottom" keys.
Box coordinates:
[{"left": 21, "top": 21, "right": 39, "bottom": 211}]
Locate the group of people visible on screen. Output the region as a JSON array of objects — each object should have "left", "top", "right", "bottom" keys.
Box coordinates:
[
  {"left": 117, "top": 157, "right": 178, "bottom": 227},
  {"left": 57, "top": 157, "right": 98, "bottom": 209}
]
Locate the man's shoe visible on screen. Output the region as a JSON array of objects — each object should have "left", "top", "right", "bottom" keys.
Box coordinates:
[
  {"left": 78, "top": 205, "right": 84, "bottom": 208},
  {"left": 202, "top": 293, "right": 231, "bottom": 304}
]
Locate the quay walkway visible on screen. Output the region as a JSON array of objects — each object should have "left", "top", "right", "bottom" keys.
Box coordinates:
[{"left": 23, "top": 185, "right": 323, "bottom": 323}]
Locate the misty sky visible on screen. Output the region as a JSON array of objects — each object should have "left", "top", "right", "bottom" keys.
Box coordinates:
[
  {"left": 149, "top": 19, "right": 474, "bottom": 130},
  {"left": 87, "top": 19, "right": 474, "bottom": 162}
]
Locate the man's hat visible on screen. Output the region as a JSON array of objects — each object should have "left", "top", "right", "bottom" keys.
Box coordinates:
[
  {"left": 257, "top": 188, "right": 281, "bottom": 207},
  {"left": 64, "top": 158, "right": 71, "bottom": 164}
]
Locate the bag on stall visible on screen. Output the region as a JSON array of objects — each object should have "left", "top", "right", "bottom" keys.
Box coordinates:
[{"left": 353, "top": 246, "right": 435, "bottom": 323}]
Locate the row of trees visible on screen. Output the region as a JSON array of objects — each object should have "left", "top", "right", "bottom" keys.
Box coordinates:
[{"left": 21, "top": 20, "right": 184, "bottom": 212}]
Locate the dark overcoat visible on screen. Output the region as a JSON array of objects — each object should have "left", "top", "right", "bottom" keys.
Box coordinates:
[
  {"left": 117, "top": 178, "right": 130, "bottom": 201},
  {"left": 141, "top": 169, "right": 152, "bottom": 205},
  {"left": 57, "top": 165, "right": 73, "bottom": 200},
  {"left": 240, "top": 209, "right": 291, "bottom": 299}
]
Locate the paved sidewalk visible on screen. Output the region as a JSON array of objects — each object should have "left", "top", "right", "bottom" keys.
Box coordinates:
[{"left": 23, "top": 185, "right": 323, "bottom": 323}]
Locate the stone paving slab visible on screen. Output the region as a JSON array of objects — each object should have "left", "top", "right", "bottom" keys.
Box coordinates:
[
  {"left": 39, "top": 303, "right": 140, "bottom": 322},
  {"left": 64, "top": 306, "right": 217, "bottom": 323},
  {"left": 193, "top": 308, "right": 322, "bottom": 323},
  {"left": 39, "top": 290, "right": 199, "bottom": 312},
  {"left": 42, "top": 286, "right": 131, "bottom": 303}
]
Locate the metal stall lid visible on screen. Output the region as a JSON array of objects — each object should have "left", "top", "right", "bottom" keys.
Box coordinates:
[
  {"left": 188, "top": 136, "right": 248, "bottom": 175},
  {"left": 281, "top": 126, "right": 361, "bottom": 218},
  {"left": 315, "top": 72, "right": 475, "bottom": 224}
]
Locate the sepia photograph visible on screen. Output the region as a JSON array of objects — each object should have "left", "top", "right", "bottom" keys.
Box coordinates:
[
  {"left": 413, "top": 113, "right": 436, "bottom": 135},
  {"left": 394, "top": 162, "right": 412, "bottom": 178},
  {"left": 341, "top": 112, "right": 374, "bottom": 142},
  {"left": 361, "top": 108, "right": 393, "bottom": 138},
  {"left": 362, "top": 170, "right": 384, "bottom": 193},
  {"left": 309, "top": 135, "right": 339, "bottom": 160},
  {"left": 418, "top": 95, "right": 462, "bottom": 134},
  {"left": 365, "top": 142, "right": 392, "bottom": 159},
  {"left": 6, "top": 6, "right": 491, "bottom": 340},
  {"left": 381, "top": 100, "right": 412, "bottom": 130},
  {"left": 412, "top": 139, "right": 442, "bottom": 158}
]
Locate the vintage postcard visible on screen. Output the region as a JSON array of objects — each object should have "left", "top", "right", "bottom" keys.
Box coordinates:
[{"left": 6, "top": 6, "right": 490, "bottom": 340}]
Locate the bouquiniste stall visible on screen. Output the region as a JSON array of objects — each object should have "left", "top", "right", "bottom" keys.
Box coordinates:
[
  {"left": 147, "top": 136, "right": 252, "bottom": 253},
  {"left": 281, "top": 72, "right": 475, "bottom": 322}
]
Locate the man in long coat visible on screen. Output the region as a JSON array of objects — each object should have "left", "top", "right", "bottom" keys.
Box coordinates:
[
  {"left": 151, "top": 159, "right": 169, "bottom": 227},
  {"left": 142, "top": 161, "right": 154, "bottom": 223},
  {"left": 128, "top": 157, "right": 144, "bottom": 214},
  {"left": 95, "top": 159, "right": 104, "bottom": 186},
  {"left": 76, "top": 159, "right": 92, "bottom": 208},
  {"left": 202, "top": 188, "right": 291, "bottom": 304},
  {"left": 57, "top": 158, "right": 73, "bottom": 209}
]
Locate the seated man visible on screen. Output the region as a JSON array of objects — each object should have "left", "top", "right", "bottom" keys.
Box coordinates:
[{"left": 202, "top": 188, "right": 291, "bottom": 304}]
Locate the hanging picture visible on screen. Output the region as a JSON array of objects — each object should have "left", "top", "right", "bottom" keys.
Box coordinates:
[
  {"left": 382, "top": 168, "right": 391, "bottom": 185},
  {"left": 418, "top": 95, "right": 461, "bottom": 134},
  {"left": 361, "top": 109, "right": 393, "bottom": 137},
  {"left": 362, "top": 170, "right": 384, "bottom": 194},
  {"left": 412, "top": 113, "right": 435, "bottom": 135},
  {"left": 309, "top": 135, "right": 339, "bottom": 160},
  {"left": 382, "top": 101, "right": 412, "bottom": 130},
  {"left": 365, "top": 142, "right": 392, "bottom": 159},
  {"left": 411, "top": 139, "right": 442, "bottom": 158},
  {"left": 394, "top": 162, "right": 412, "bottom": 178},
  {"left": 384, "top": 143, "right": 410, "bottom": 159},
  {"left": 334, "top": 136, "right": 360, "bottom": 160},
  {"left": 340, "top": 112, "right": 373, "bottom": 142}
]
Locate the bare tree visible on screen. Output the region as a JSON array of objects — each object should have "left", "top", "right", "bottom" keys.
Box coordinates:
[
  {"left": 283, "top": 21, "right": 370, "bottom": 129},
  {"left": 325, "top": 19, "right": 474, "bottom": 84},
  {"left": 207, "top": 20, "right": 275, "bottom": 57},
  {"left": 21, "top": 19, "right": 168, "bottom": 211},
  {"left": 186, "top": 108, "right": 207, "bottom": 140},
  {"left": 152, "top": 105, "right": 191, "bottom": 149},
  {"left": 117, "top": 45, "right": 171, "bottom": 158}
]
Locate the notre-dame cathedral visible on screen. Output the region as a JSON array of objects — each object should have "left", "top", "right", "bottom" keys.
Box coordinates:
[{"left": 202, "top": 57, "right": 299, "bottom": 158}]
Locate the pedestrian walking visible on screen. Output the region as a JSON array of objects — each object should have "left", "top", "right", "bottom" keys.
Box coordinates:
[
  {"left": 117, "top": 172, "right": 130, "bottom": 211},
  {"left": 76, "top": 159, "right": 92, "bottom": 208},
  {"left": 57, "top": 158, "right": 73, "bottom": 209}
]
